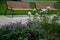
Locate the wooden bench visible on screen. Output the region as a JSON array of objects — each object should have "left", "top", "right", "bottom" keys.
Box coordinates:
[
  {"left": 36, "top": 2, "right": 55, "bottom": 10},
  {"left": 7, "top": 1, "right": 31, "bottom": 10},
  {"left": 4, "top": 1, "right": 31, "bottom": 17}
]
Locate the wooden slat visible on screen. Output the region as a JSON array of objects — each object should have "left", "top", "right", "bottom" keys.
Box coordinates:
[
  {"left": 36, "top": 2, "right": 55, "bottom": 9},
  {"left": 7, "top": 1, "right": 31, "bottom": 10}
]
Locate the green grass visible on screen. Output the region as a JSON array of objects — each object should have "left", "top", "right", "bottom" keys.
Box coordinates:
[
  {"left": 0, "top": 2, "right": 30, "bottom": 15},
  {"left": 0, "top": 2, "right": 37, "bottom": 15},
  {"left": 54, "top": 2, "right": 60, "bottom": 9},
  {"left": 0, "top": 1, "right": 60, "bottom": 15},
  {"left": 22, "top": 0, "right": 58, "bottom": 2},
  {"left": 0, "top": 2, "right": 6, "bottom": 15},
  {"left": 30, "top": 2, "right": 36, "bottom": 9}
]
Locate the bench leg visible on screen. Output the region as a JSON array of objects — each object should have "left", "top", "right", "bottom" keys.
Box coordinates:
[{"left": 11, "top": 10, "right": 14, "bottom": 18}]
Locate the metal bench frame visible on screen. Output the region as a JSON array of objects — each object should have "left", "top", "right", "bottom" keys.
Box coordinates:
[{"left": 4, "top": 0, "right": 14, "bottom": 18}]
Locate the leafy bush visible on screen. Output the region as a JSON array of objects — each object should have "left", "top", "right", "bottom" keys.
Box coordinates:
[{"left": 0, "top": 15, "right": 60, "bottom": 40}]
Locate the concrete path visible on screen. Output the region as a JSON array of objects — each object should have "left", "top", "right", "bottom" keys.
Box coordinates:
[
  {"left": 0, "top": 15, "right": 60, "bottom": 26},
  {"left": 0, "top": 15, "right": 29, "bottom": 25}
]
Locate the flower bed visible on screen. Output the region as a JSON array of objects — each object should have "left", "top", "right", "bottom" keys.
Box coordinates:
[{"left": 0, "top": 15, "right": 60, "bottom": 40}]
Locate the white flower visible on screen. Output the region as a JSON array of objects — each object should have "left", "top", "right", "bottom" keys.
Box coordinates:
[
  {"left": 28, "top": 11, "right": 31, "bottom": 15},
  {"left": 47, "top": 6, "right": 51, "bottom": 9},
  {"left": 33, "top": 8, "right": 36, "bottom": 11},
  {"left": 35, "top": 13, "right": 38, "bottom": 16},
  {"left": 42, "top": 9, "right": 47, "bottom": 12}
]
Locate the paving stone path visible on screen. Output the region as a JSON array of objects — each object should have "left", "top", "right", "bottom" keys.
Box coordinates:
[
  {"left": 0, "top": 15, "right": 60, "bottom": 26},
  {"left": 0, "top": 15, "right": 28, "bottom": 25}
]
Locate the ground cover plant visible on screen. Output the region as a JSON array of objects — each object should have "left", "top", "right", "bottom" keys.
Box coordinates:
[
  {"left": 0, "top": 14, "right": 60, "bottom": 40},
  {"left": 0, "top": 0, "right": 60, "bottom": 40}
]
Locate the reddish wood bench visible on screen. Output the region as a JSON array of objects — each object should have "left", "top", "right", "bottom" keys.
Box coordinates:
[
  {"left": 7, "top": 1, "right": 31, "bottom": 10},
  {"left": 36, "top": 2, "right": 55, "bottom": 10}
]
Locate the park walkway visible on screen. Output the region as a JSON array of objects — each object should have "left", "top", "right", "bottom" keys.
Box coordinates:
[
  {"left": 0, "top": 15, "right": 29, "bottom": 25},
  {"left": 0, "top": 15, "right": 60, "bottom": 26}
]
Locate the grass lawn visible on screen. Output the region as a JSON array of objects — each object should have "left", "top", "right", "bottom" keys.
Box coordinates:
[
  {"left": 0, "top": 2, "right": 6, "bottom": 15},
  {"left": 0, "top": 2, "right": 30, "bottom": 15},
  {"left": 0, "top": 1, "right": 60, "bottom": 15},
  {"left": 30, "top": 2, "right": 36, "bottom": 9},
  {"left": 22, "top": 0, "right": 58, "bottom": 2},
  {"left": 0, "top": 2, "right": 37, "bottom": 15},
  {"left": 54, "top": 2, "right": 60, "bottom": 9}
]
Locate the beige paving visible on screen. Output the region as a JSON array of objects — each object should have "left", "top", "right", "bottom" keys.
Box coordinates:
[
  {"left": 0, "top": 15, "right": 28, "bottom": 25},
  {"left": 0, "top": 15, "right": 60, "bottom": 25}
]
